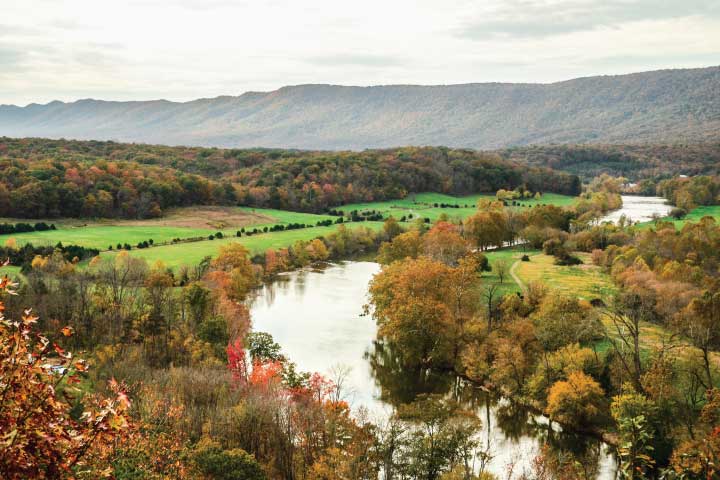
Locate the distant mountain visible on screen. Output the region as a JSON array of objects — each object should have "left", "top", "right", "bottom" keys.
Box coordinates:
[{"left": 1, "top": 66, "right": 719, "bottom": 149}]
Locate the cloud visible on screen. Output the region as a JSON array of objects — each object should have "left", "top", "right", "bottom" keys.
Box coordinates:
[
  {"left": 306, "top": 53, "right": 406, "bottom": 68},
  {"left": 0, "top": 47, "right": 28, "bottom": 71},
  {"left": 458, "top": 0, "right": 720, "bottom": 40}
]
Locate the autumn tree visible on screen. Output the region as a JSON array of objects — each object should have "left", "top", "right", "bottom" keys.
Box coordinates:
[
  {"left": 422, "top": 221, "right": 469, "bottom": 266},
  {"left": 0, "top": 272, "right": 132, "bottom": 479},
  {"left": 368, "top": 256, "right": 480, "bottom": 367},
  {"left": 377, "top": 229, "right": 424, "bottom": 265},
  {"left": 464, "top": 208, "right": 508, "bottom": 251},
  {"left": 211, "top": 243, "right": 258, "bottom": 301},
  {"left": 546, "top": 371, "right": 606, "bottom": 430},
  {"left": 678, "top": 289, "right": 720, "bottom": 388}
]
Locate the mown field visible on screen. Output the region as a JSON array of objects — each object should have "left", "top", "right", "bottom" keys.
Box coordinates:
[
  {"left": 639, "top": 205, "right": 720, "bottom": 229},
  {"left": 483, "top": 246, "right": 539, "bottom": 296},
  {"left": 0, "top": 192, "right": 576, "bottom": 269},
  {"left": 0, "top": 206, "right": 337, "bottom": 250},
  {"left": 341, "top": 192, "right": 575, "bottom": 223},
  {"left": 514, "top": 252, "right": 617, "bottom": 300},
  {"left": 101, "top": 222, "right": 385, "bottom": 269}
]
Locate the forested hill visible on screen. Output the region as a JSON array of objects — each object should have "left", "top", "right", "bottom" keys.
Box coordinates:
[
  {"left": 0, "top": 138, "right": 580, "bottom": 219},
  {"left": 497, "top": 143, "right": 720, "bottom": 181},
  {"left": 1, "top": 66, "right": 719, "bottom": 149}
]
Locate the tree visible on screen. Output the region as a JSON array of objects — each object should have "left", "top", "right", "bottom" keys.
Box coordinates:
[
  {"left": 604, "top": 291, "right": 657, "bottom": 394},
  {"left": 211, "top": 243, "right": 257, "bottom": 301},
  {"left": 546, "top": 371, "right": 606, "bottom": 430},
  {"left": 423, "top": 221, "right": 469, "bottom": 266},
  {"left": 611, "top": 393, "right": 657, "bottom": 479},
  {"left": 368, "top": 256, "right": 479, "bottom": 367},
  {"left": 377, "top": 230, "right": 424, "bottom": 265},
  {"left": 679, "top": 289, "right": 720, "bottom": 388},
  {"left": 382, "top": 216, "right": 404, "bottom": 240},
  {"left": 0, "top": 272, "right": 132, "bottom": 479},
  {"left": 397, "top": 395, "right": 481, "bottom": 480},
  {"left": 464, "top": 208, "right": 508, "bottom": 251},
  {"left": 532, "top": 292, "right": 601, "bottom": 352},
  {"left": 306, "top": 238, "right": 329, "bottom": 261},
  {"left": 492, "top": 259, "right": 509, "bottom": 284}
]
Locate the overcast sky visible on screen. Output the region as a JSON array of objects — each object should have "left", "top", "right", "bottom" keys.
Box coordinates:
[{"left": 2, "top": 0, "right": 719, "bottom": 106}]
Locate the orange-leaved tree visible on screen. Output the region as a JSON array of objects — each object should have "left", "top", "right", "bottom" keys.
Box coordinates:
[{"left": 0, "top": 266, "right": 132, "bottom": 479}]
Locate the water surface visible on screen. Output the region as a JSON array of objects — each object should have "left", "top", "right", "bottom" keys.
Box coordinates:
[
  {"left": 250, "top": 262, "right": 617, "bottom": 478},
  {"left": 601, "top": 195, "right": 672, "bottom": 224}
]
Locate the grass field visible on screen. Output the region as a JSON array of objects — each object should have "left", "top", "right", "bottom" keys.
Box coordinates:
[
  {"left": 514, "top": 252, "right": 617, "bottom": 301},
  {"left": 339, "top": 192, "right": 576, "bottom": 223},
  {"left": 483, "top": 246, "right": 540, "bottom": 296},
  {"left": 0, "top": 207, "right": 336, "bottom": 250},
  {"left": 639, "top": 205, "right": 720, "bottom": 230},
  {"left": 0, "top": 192, "right": 577, "bottom": 270},
  {"left": 100, "top": 222, "right": 385, "bottom": 269}
]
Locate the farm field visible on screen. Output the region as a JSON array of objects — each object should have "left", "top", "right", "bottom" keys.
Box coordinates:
[
  {"left": 0, "top": 206, "right": 337, "bottom": 250},
  {"left": 0, "top": 192, "right": 578, "bottom": 271},
  {"left": 340, "top": 192, "right": 575, "bottom": 223},
  {"left": 507, "top": 251, "right": 720, "bottom": 365},
  {"left": 638, "top": 205, "right": 720, "bottom": 229},
  {"left": 100, "top": 222, "right": 385, "bottom": 269},
  {"left": 513, "top": 252, "right": 617, "bottom": 300}
]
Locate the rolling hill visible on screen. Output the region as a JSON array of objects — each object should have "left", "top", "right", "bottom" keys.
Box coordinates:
[{"left": 1, "top": 66, "right": 718, "bottom": 150}]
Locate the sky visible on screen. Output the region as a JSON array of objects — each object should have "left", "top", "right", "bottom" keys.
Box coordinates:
[{"left": 2, "top": 0, "right": 719, "bottom": 106}]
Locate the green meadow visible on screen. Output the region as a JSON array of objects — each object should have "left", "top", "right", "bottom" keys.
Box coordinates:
[
  {"left": 0, "top": 207, "right": 336, "bottom": 251},
  {"left": 0, "top": 192, "right": 577, "bottom": 270},
  {"left": 638, "top": 205, "right": 720, "bottom": 230},
  {"left": 340, "top": 192, "right": 575, "bottom": 223},
  {"left": 101, "top": 222, "right": 385, "bottom": 269},
  {"left": 483, "top": 246, "right": 540, "bottom": 296}
]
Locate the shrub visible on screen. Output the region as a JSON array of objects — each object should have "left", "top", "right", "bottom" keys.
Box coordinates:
[
  {"left": 670, "top": 207, "right": 687, "bottom": 219},
  {"left": 546, "top": 371, "right": 606, "bottom": 429},
  {"left": 192, "top": 439, "right": 266, "bottom": 480}
]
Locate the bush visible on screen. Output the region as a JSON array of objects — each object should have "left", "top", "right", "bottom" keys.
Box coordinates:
[
  {"left": 555, "top": 252, "right": 583, "bottom": 266},
  {"left": 521, "top": 254, "right": 530, "bottom": 262},
  {"left": 670, "top": 207, "right": 687, "bottom": 219},
  {"left": 193, "top": 439, "right": 266, "bottom": 480},
  {"left": 542, "top": 238, "right": 564, "bottom": 256}
]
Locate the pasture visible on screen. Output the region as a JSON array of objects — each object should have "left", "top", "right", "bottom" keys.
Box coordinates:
[
  {"left": 339, "top": 192, "right": 575, "bottom": 223},
  {"left": 100, "top": 222, "right": 385, "bottom": 269},
  {"left": 0, "top": 192, "right": 578, "bottom": 271},
  {"left": 513, "top": 252, "right": 617, "bottom": 301},
  {"left": 638, "top": 205, "right": 720, "bottom": 230},
  {"left": 0, "top": 206, "right": 336, "bottom": 250}
]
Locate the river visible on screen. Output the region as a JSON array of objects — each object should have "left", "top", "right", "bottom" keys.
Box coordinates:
[
  {"left": 249, "top": 196, "right": 672, "bottom": 478},
  {"left": 601, "top": 195, "right": 672, "bottom": 224}
]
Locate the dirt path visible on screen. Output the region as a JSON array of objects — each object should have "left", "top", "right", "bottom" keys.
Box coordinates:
[{"left": 510, "top": 260, "right": 526, "bottom": 292}]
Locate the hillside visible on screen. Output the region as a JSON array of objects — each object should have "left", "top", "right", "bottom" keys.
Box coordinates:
[
  {"left": 0, "top": 138, "right": 580, "bottom": 218},
  {"left": 1, "top": 66, "right": 719, "bottom": 150}
]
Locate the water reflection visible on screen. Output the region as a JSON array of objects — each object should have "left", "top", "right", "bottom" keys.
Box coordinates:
[{"left": 250, "top": 262, "right": 617, "bottom": 478}]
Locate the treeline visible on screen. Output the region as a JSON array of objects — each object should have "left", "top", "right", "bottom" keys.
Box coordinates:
[
  {"left": 0, "top": 137, "right": 580, "bottom": 218},
  {"left": 657, "top": 175, "right": 720, "bottom": 211},
  {"left": 1, "top": 241, "right": 99, "bottom": 268},
  {"left": 0, "top": 221, "right": 56, "bottom": 234},
  {"left": 498, "top": 143, "right": 720, "bottom": 181},
  {"left": 0, "top": 155, "right": 234, "bottom": 219},
  {"left": 231, "top": 146, "right": 581, "bottom": 212}
]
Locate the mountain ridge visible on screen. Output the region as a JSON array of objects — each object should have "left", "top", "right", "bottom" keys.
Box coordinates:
[{"left": 1, "top": 65, "right": 718, "bottom": 149}]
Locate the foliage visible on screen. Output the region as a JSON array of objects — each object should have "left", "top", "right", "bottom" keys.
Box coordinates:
[
  {"left": 545, "top": 372, "right": 607, "bottom": 430},
  {"left": 0, "top": 271, "right": 132, "bottom": 479}
]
